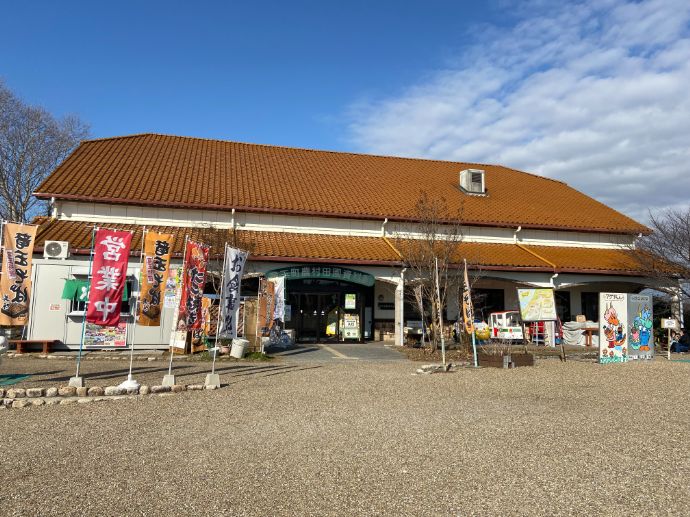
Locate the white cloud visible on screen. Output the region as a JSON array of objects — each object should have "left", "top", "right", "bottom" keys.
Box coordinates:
[{"left": 347, "top": 0, "right": 690, "bottom": 222}]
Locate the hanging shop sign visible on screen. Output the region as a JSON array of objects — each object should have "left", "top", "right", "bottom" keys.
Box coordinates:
[
  {"left": 266, "top": 265, "right": 374, "bottom": 287},
  {"left": 177, "top": 240, "right": 209, "bottom": 331},
  {"left": 86, "top": 229, "right": 133, "bottom": 327},
  {"left": 218, "top": 246, "right": 248, "bottom": 339},
  {"left": 138, "top": 232, "right": 175, "bottom": 326},
  {"left": 0, "top": 223, "right": 38, "bottom": 326},
  {"left": 516, "top": 288, "right": 557, "bottom": 322}
]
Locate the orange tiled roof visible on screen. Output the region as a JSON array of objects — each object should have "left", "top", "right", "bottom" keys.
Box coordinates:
[
  {"left": 33, "top": 218, "right": 651, "bottom": 275},
  {"left": 34, "top": 133, "right": 648, "bottom": 235}
]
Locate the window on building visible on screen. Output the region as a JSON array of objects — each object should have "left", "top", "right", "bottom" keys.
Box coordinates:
[
  {"left": 472, "top": 289, "right": 504, "bottom": 321},
  {"left": 581, "top": 292, "right": 598, "bottom": 322},
  {"left": 66, "top": 277, "right": 134, "bottom": 315},
  {"left": 555, "top": 291, "right": 572, "bottom": 322}
]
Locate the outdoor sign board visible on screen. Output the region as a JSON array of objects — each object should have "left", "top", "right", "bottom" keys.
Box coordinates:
[
  {"left": 516, "top": 288, "right": 557, "bottom": 322},
  {"left": 84, "top": 321, "right": 127, "bottom": 348},
  {"left": 627, "top": 294, "right": 653, "bottom": 360},
  {"left": 266, "top": 265, "right": 374, "bottom": 287},
  {"left": 599, "top": 293, "right": 629, "bottom": 363},
  {"left": 661, "top": 318, "right": 679, "bottom": 330}
]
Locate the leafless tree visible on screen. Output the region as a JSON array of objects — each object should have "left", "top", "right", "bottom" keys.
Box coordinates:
[
  {"left": 0, "top": 80, "right": 89, "bottom": 222},
  {"left": 638, "top": 207, "right": 690, "bottom": 311},
  {"left": 393, "top": 192, "right": 464, "bottom": 351}
]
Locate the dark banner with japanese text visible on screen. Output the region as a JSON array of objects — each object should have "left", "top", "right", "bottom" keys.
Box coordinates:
[
  {"left": 177, "top": 240, "right": 209, "bottom": 331},
  {"left": 86, "top": 229, "right": 133, "bottom": 327},
  {"left": 258, "top": 277, "right": 275, "bottom": 337},
  {"left": 138, "top": 231, "right": 174, "bottom": 326},
  {"left": 0, "top": 223, "right": 38, "bottom": 326},
  {"left": 218, "top": 246, "right": 248, "bottom": 339}
]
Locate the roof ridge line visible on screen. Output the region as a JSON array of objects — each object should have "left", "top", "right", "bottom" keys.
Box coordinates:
[{"left": 80, "top": 132, "right": 518, "bottom": 170}]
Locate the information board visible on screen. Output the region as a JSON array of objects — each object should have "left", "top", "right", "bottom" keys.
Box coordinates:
[{"left": 516, "top": 288, "right": 557, "bottom": 321}]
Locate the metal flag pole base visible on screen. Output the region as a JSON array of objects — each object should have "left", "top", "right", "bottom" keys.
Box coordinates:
[
  {"left": 118, "top": 374, "right": 140, "bottom": 390},
  {"left": 68, "top": 376, "right": 84, "bottom": 388},
  {"left": 205, "top": 373, "right": 220, "bottom": 388},
  {"left": 162, "top": 374, "right": 176, "bottom": 386}
]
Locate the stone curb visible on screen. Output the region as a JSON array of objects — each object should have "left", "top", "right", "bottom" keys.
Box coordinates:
[{"left": 2, "top": 383, "right": 224, "bottom": 410}]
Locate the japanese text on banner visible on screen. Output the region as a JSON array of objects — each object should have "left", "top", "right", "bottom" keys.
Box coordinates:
[
  {"left": 86, "top": 229, "right": 132, "bottom": 326},
  {"left": 0, "top": 223, "right": 38, "bottom": 326},
  {"left": 218, "top": 247, "right": 248, "bottom": 339},
  {"left": 177, "top": 240, "right": 209, "bottom": 331},
  {"left": 138, "top": 232, "right": 174, "bottom": 326}
]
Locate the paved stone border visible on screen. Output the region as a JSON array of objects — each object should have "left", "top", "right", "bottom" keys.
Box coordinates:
[
  {"left": 0, "top": 383, "right": 220, "bottom": 410},
  {"left": 3, "top": 352, "right": 251, "bottom": 362}
]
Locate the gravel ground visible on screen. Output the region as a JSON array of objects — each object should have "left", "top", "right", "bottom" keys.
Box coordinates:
[{"left": 2, "top": 357, "right": 689, "bottom": 516}]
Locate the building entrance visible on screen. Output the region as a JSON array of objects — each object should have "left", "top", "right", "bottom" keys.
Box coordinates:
[
  {"left": 281, "top": 278, "right": 373, "bottom": 344},
  {"left": 294, "top": 292, "right": 340, "bottom": 343}
]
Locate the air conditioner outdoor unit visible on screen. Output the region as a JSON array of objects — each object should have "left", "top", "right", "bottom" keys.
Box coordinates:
[
  {"left": 459, "top": 168, "right": 486, "bottom": 194},
  {"left": 44, "top": 241, "right": 70, "bottom": 259}
]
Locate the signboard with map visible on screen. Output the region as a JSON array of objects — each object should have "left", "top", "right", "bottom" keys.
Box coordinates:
[{"left": 516, "top": 288, "right": 557, "bottom": 322}]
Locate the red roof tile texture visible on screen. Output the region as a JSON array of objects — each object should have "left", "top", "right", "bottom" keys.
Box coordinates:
[
  {"left": 33, "top": 218, "right": 650, "bottom": 275},
  {"left": 35, "top": 134, "right": 648, "bottom": 235}
]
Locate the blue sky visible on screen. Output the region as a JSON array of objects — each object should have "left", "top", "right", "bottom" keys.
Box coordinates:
[
  {"left": 2, "top": 0, "right": 689, "bottom": 222},
  {"left": 2, "top": 1, "right": 505, "bottom": 148}
]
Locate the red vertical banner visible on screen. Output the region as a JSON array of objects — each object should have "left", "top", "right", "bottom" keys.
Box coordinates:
[
  {"left": 86, "top": 229, "right": 133, "bottom": 327},
  {"left": 177, "top": 240, "right": 210, "bottom": 331}
]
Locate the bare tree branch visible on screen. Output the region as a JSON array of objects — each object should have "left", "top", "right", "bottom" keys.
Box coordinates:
[
  {"left": 0, "top": 80, "right": 89, "bottom": 222},
  {"left": 638, "top": 207, "right": 690, "bottom": 302}
]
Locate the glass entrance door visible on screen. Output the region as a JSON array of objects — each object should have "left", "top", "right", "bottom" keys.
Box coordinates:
[{"left": 296, "top": 293, "right": 341, "bottom": 343}]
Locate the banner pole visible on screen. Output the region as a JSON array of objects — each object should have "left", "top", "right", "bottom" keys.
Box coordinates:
[
  {"left": 122, "top": 227, "right": 146, "bottom": 389},
  {"left": 0, "top": 220, "right": 5, "bottom": 279},
  {"left": 465, "top": 259, "right": 478, "bottom": 368},
  {"left": 213, "top": 243, "right": 227, "bottom": 375},
  {"left": 207, "top": 243, "right": 227, "bottom": 387},
  {"left": 165, "top": 235, "right": 188, "bottom": 384},
  {"left": 72, "top": 226, "right": 97, "bottom": 387}
]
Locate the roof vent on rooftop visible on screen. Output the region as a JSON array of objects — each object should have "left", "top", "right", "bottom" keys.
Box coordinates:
[{"left": 459, "top": 168, "right": 486, "bottom": 195}]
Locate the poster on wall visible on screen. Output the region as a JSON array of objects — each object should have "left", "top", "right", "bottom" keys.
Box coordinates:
[
  {"left": 516, "top": 288, "right": 557, "bottom": 322},
  {"left": 627, "top": 294, "right": 653, "bottom": 360},
  {"left": 345, "top": 293, "right": 356, "bottom": 310},
  {"left": 599, "top": 293, "right": 628, "bottom": 363},
  {"left": 84, "top": 321, "right": 127, "bottom": 348},
  {"left": 0, "top": 223, "right": 38, "bottom": 326}
]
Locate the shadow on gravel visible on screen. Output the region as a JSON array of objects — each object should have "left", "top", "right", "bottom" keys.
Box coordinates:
[
  {"left": 272, "top": 347, "right": 319, "bottom": 357},
  {"left": 261, "top": 365, "right": 322, "bottom": 377},
  {"left": 47, "top": 364, "right": 197, "bottom": 383}
]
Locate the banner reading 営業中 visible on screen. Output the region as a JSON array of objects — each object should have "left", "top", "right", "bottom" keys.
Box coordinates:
[
  {"left": 0, "top": 223, "right": 38, "bottom": 326},
  {"left": 137, "top": 232, "right": 174, "bottom": 326},
  {"left": 177, "top": 240, "right": 209, "bottom": 331},
  {"left": 86, "top": 229, "right": 132, "bottom": 327},
  {"left": 218, "top": 246, "right": 248, "bottom": 339}
]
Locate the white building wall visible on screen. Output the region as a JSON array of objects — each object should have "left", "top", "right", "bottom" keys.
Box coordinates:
[{"left": 54, "top": 200, "right": 636, "bottom": 249}]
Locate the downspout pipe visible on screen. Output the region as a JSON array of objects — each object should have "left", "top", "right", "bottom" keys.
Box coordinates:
[
  {"left": 513, "top": 225, "right": 559, "bottom": 284},
  {"left": 381, "top": 218, "right": 404, "bottom": 260}
]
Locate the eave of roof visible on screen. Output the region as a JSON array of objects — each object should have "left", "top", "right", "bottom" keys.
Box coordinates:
[{"left": 32, "top": 218, "right": 653, "bottom": 277}]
